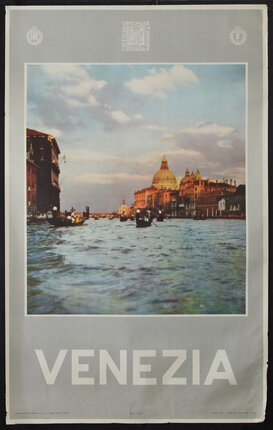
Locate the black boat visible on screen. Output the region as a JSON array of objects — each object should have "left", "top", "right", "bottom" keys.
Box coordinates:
[
  {"left": 136, "top": 217, "right": 152, "bottom": 228},
  {"left": 130, "top": 216, "right": 135, "bottom": 221},
  {"left": 47, "top": 217, "right": 87, "bottom": 227},
  {"left": 120, "top": 215, "right": 128, "bottom": 222},
  {"left": 157, "top": 214, "right": 164, "bottom": 222}
]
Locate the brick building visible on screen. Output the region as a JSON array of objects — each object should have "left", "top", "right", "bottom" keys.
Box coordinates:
[
  {"left": 26, "top": 156, "right": 39, "bottom": 213},
  {"left": 197, "top": 181, "right": 237, "bottom": 218},
  {"left": 134, "top": 155, "right": 243, "bottom": 218},
  {"left": 134, "top": 156, "right": 178, "bottom": 214},
  {"left": 26, "top": 128, "right": 61, "bottom": 213}
]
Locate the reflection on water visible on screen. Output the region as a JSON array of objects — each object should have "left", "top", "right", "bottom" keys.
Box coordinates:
[{"left": 27, "top": 218, "right": 246, "bottom": 314}]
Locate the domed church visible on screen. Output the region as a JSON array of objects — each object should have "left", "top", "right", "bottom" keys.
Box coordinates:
[
  {"left": 134, "top": 156, "right": 178, "bottom": 211},
  {"left": 151, "top": 155, "right": 178, "bottom": 190}
]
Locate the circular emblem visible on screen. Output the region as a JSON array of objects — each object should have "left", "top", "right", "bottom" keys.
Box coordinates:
[
  {"left": 230, "top": 26, "right": 246, "bottom": 46},
  {"left": 26, "top": 26, "right": 43, "bottom": 46}
]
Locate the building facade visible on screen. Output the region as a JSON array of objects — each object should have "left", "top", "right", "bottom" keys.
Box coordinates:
[
  {"left": 196, "top": 181, "right": 237, "bottom": 218},
  {"left": 217, "top": 185, "right": 246, "bottom": 218},
  {"left": 118, "top": 200, "right": 132, "bottom": 217},
  {"left": 134, "top": 155, "right": 243, "bottom": 218},
  {"left": 27, "top": 128, "right": 61, "bottom": 213},
  {"left": 26, "top": 156, "right": 39, "bottom": 213},
  {"left": 134, "top": 156, "right": 178, "bottom": 214}
]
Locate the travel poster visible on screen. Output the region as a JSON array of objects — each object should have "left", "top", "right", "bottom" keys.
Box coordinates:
[{"left": 5, "top": 5, "right": 268, "bottom": 423}]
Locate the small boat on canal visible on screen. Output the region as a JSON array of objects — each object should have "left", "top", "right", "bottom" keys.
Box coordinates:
[
  {"left": 157, "top": 211, "right": 164, "bottom": 222},
  {"left": 47, "top": 216, "right": 87, "bottom": 227},
  {"left": 120, "top": 215, "right": 128, "bottom": 222},
  {"left": 193, "top": 215, "right": 207, "bottom": 220},
  {"left": 136, "top": 218, "right": 152, "bottom": 228},
  {"left": 135, "top": 210, "right": 152, "bottom": 228}
]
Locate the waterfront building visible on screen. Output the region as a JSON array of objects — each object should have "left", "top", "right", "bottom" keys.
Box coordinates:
[
  {"left": 26, "top": 128, "right": 61, "bottom": 213},
  {"left": 26, "top": 153, "right": 39, "bottom": 213},
  {"left": 134, "top": 156, "right": 178, "bottom": 213},
  {"left": 179, "top": 169, "right": 238, "bottom": 218},
  {"left": 197, "top": 181, "right": 237, "bottom": 218},
  {"left": 118, "top": 200, "right": 131, "bottom": 217},
  {"left": 134, "top": 155, "right": 242, "bottom": 218},
  {"left": 178, "top": 169, "right": 211, "bottom": 217},
  {"left": 217, "top": 185, "right": 245, "bottom": 218}
]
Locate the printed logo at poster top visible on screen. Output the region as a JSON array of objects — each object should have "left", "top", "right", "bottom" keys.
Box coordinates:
[
  {"left": 122, "top": 21, "right": 150, "bottom": 51},
  {"left": 26, "top": 26, "right": 43, "bottom": 46},
  {"left": 230, "top": 26, "right": 247, "bottom": 46}
]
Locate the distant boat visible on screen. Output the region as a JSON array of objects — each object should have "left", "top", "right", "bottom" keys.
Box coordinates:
[
  {"left": 120, "top": 215, "right": 128, "bottom": 222},
  {"left": 193, "top": 215, "right": 207, "bottom": 220},
  {"left": 130, "top": 216, "right": 135, "bottom": 221},
  {"left": 136, "top": 217, "right": 152, "bottom": 228},
  {"left": 47, "top": 217, "right": 87, "bottom": 227},
  {"left": 157, "top": 213, "right": 164, "bottom": 222}
]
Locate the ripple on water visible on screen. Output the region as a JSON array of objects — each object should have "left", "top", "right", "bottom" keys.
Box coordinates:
[{"left": 27, "top": 219, "right": 246, "bottom": 315}]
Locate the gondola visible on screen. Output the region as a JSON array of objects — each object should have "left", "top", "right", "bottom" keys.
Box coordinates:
[
  {"left": 120, "top": 215, "right": 128, "bottom": 222},
  {"left": 157, "top": 214, "right": 164, "bottom": 222},
  {"left": 136, "top": 218, "right": 152, "bottom": 228},
  {"left": 47, "top": 217, "right": 87, "bottom": 227}
]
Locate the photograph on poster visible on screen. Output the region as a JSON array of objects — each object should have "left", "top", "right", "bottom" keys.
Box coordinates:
[{"left": 26, "top": 63, "right": 246, "bottom": 315}]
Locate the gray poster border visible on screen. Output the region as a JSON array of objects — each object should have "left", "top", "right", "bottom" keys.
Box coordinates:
[{"left": 5, "top": 4, "right": 268, "bottom": 424}]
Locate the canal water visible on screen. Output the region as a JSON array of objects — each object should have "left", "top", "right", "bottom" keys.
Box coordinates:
[{"left": 27, "top": 218, "right": 246, "bottom": 315}]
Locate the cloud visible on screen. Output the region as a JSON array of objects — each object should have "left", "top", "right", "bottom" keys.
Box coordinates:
[
  {"left": 74, "top": 172, "right": 150, "bottom": 185},
  {"left": 43, "top": 64, "right": 107, "bottom": 108},
  {"left": 163, "top": 148, "right": 202, "bottom": 158},
  {"left": 133, "top": 113, "right": 143, "bottom": 120},
  {"left": 217, "top": 140, "right": 232, "bottom": 149},
  {"left": 65, "top": 150, "right": 119, "bottom": 165},
  {"left": 162, "top": 132, "right": 175, "bottom": 139},
  {"left": 140, "top": 124, "right": 167, "bottom": 132},
  {"left": 171, "top": 123, "right": 245, "bottom": 183},
  {"left": 124, "top": 65, "right": 198, "bottom": 98},
  {"left": 107, "top": 110, "right": 144, "bottom": 126},
  {"left": 110, "top": 110, "right": 131, "bottom": 124},
  {"left": 177, "top": 121, "right": 234, "bottom": 138}
]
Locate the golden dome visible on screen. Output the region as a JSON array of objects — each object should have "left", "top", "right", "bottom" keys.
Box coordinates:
[
  {"left": 180, "top": 168, "right": 192, "bottom": 184},
  {"left": 152, "top": 156, "right": 178, "bottom": 190}
]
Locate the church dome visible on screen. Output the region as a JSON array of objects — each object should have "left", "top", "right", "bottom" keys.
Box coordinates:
[
  {"left": 180, "top": 168, "right": 200, "bottom": 185},
  {"left": 152, "top": 156, "right": 178, "bottom": 190}
]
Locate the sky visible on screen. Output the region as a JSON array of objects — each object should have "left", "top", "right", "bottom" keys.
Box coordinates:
[{"left": 27, "top": 63, "right": 246, "bottom": 212}]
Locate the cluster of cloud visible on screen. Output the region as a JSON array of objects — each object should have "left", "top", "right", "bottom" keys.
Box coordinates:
[
  {"left": 161, "top": 121, "right": 245, "bottom": 182},
  {"left": 125, "top": 65, "right": 199, "bottom": 98},
  {"left": 44, "top": 64, "right": 107, "bottom": 107},
  {"left": 30, "top": 64, "right": 201, "bottom": 136},
  {"left": 110, "top": 110, "right": 143, "bottom": 125},
  {"left": 71, "top": 172, "right": 151, "bottom": 185},
  {"left": 140, "top": 124, "right": 167, "bottom": 132},
  {"left": 38, "top": 65, "right": 144, "bottom": 132},
  {"left": 162, "top": 121, "right": 235, "bottom": 140}
]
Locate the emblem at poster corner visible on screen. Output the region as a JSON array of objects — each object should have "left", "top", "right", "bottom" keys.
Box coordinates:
[
  {"left": 122, "top": 21, "right": 150, "bottom": 51},
  {"left": 230, "top": 26, "right": 247, "bottom": 46},
  {"left": 26, "top": 26, "right": 43, "bottom": 46}
]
